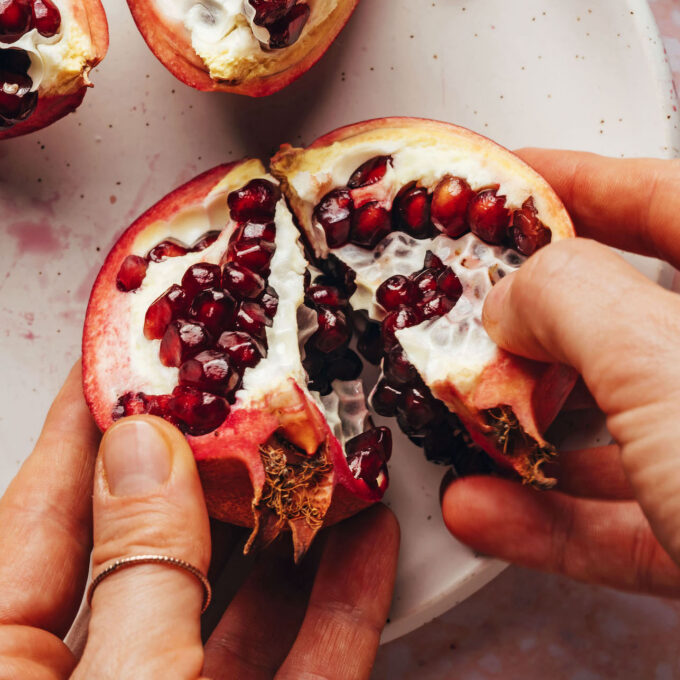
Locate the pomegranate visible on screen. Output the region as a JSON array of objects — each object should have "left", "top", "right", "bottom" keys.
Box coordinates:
[
  {"left": 126, "top": 0, "right": 359, "bottom": 97},
  {"left": 83, "top": 119, "right": 576, "bottom": 560},
  {"left": 0, "top": 0, "right": 107, "bottom": 139}
]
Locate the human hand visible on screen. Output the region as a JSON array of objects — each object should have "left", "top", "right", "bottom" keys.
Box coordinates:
[
  {"left": 0, "top": 363, "right": 399, "bottom": 679},
  {"left": 442, "top": 150, "right": 680, "bottom": 596}
]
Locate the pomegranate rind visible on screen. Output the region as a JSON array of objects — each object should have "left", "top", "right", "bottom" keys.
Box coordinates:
[
  {"left": 0, "top": 0, "right": 109, "bottom": 140},
  {"left": 125, "top": 0, "right": 359, "bottom": 96}
]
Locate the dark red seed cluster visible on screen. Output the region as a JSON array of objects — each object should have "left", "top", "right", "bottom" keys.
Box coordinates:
[
  {"left": 0, "top": 48, "right": 37, "bottom": 127},
  {"left": 344, "top": 426, "right": 392, "bottom": 493},
  {"left": 312, "top": 160, "right": 552, "bottom": 255},
  {"left": 0, "top": 0, "right": 60, "bottom": 42},
  {"left": 113, "top": 179, "right": 280, "bottom": 436},
  {"left": 247, "top": 0, "right": 310, "bottom": 49}
]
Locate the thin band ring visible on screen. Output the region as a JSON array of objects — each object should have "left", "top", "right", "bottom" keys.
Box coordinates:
[{"left": 87, "top": 555, "right": 212, "bottom": 613}]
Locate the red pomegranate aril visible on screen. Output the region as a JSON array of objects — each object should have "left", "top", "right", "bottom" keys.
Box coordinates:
[
  {"left": 398, "top": 385, "right": 440, "bottom": 432},
  {"left": 370, "top": 379, "right": 401, "bottom": 417},
  {"left": 350, "top": 202, "right": 391, "bottom": 249},
  {"left": 328, "top": 348, "right": 362, "bottom": 381},
  {"left": 147, "top": 238, "right": 189, "bottom": 263},
  {"left": 181, "top": 262, "right": 222, "bottom": 297},
  {"left": 345, "top": 426, "right": 392, "bottom": 491},
  {"left": 191, "top": 230, "right": 221, "bottom": 252},
  {"left": 144, "top": 284, "right": 188, "bottom": 340},
  {"left": 159, "top": 319, "right": 212, "bottom": 368},
  {"left": 384, "top": 346, "right": 417, "bottom": 385},
  {"left": 510, "top": 198, "right": 552, "bottom": 256},
  {"left": 236, "top": 301, "right": 271, "bottom": 342},
  {"left": 228, "top": 179, "right": 281, "bottom": 222},
  {"left": 417, "top": 293, "right": 455, "bottom": 320},
  {"left": 347, "top": 155, "right": 391, "bottom": 189},
  {"left": 112, "top": 391, "right": 150, "bottom": 419},
  {"left": 268, "top": 3, "right": 311, "bottom": 49},
  {"left": 240, "top": 220, "right": 276, "bottom": 242},
  {"left": 313, "top": 189, "right": 353, "bottom": 248},
  {"left": 189, "top": 288, "right": 237, "bottom": 336},
  {"left": 376, "top": 275, "right": 418, "bottom": 311},
  {"left": 168, "top": 386, "right": 230, "bottom": 437},
  {"left": 0, "top": 0, "right": 31, "bottom": 42},
  {"left": 217, "top": 330, "right": 264, "bottom": 371},
  {"left": 381, "top": 306, "right": 420, "bottom": 352},
  {"left": 228, "top": 238, "right": 275, "bottom": 273},
  {"left": 430, "top": 175, "right": 473, "bottom": 238},
  {"left": 395, "top": 185, "right": 432, "bottom": 238},
  {"left": 424, "top": 251, "right": 444, "bottom": 269},
  {"left": 260, "top": 286, "right": 279, "bottom": 318},
  {"left": 222, "top": 262, "right": 265, "bottom": 300},
  {"left": 468, "top": 188, "right": 511, "bottom": 245},
  {"left": 412, "top": 268, "right": 439, "bottom": 297},
  {"left": 0, "top": 65, "right": 37, "bottom": 125},
  {"left": 357, "top": 320, "right": 382, "bottom": 365},
  {"left": 31, "top": 0, "right": 61, "bottom": 37},
  {"left": 305, "top": 284, "right": 347, "bottom": 310},
  {"left": 437, "top": 266, "right": 463, "bottom": 302},
  {"left": 116, "top": 255, "right": 148, "bottom": 292},
  {"left": 179, "top": 350, "right": 241, "bottom": 398},
  {"left": 312, "top": 307, "right": 351, "bottom": 354},
  {"left": 248, "top": 0, "right": 295, "bottom": 26}
]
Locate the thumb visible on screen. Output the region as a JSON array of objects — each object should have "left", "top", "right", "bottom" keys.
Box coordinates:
[{"left": 73, "top": 416, "right": 210, "bottom": 679}]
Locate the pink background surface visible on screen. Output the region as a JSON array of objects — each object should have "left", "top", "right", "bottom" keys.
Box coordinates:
[{"left": 374, "top": 4, "right": 680, "bottom": 678}]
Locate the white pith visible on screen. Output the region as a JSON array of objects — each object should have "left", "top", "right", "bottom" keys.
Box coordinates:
[
  {"left": 157, "top": 0, "right": 336, "bottom": 81},
  {"left": 1, "top": 2, "right": 96, "bottom": 95}
]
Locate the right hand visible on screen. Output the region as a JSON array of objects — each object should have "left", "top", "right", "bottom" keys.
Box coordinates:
[{"left": 442, "top": 150, "right": 680, "bottom": 596}]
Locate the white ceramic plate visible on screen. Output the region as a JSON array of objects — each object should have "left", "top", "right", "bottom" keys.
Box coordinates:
[{"left": 0, "top": 0, "right": 678, "bottom": 644}]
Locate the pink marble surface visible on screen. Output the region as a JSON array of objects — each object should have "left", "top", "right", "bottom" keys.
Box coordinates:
[{"left": 373, "top": 2, "right": 680, "bottom": 677}]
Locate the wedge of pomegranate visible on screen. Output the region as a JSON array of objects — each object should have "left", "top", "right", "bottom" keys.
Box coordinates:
[
  {"left": 272, "top": 118, "right": 577, "bottom": 487},
  {"left": 0, "top": 0, "right": 107, "bottom": 139},
  {"left": 126, "top": 0, "right": 358, "bottom": 96}
]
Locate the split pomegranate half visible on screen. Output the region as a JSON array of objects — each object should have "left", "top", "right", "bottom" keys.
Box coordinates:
[
  {"left": 83, "top": 119, "right": 576, "bottom": 560},
  {"left": 0, "top": 0, "right": 107, "bottom": 139},
  {"left": 126, "top": 0, "right": 358, "bottom": 96}
]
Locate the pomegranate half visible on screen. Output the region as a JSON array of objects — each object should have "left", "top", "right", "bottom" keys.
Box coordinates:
[
  {"left": 126, "top": 0, "right": 358, "bottom": 96},
  {"left": 83, "top": 118, "right": 575, "bottom": 559},
  {"left": 0, "top": 0, "right": 108, "bottom": 139}
]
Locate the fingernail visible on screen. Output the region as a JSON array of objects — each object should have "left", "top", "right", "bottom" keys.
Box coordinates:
[
  {"left": 483, "top": 274, "right": 512, "bottom": 327},
  {"left": 103, "top": 420, "right": 172, "bottom": 496}
]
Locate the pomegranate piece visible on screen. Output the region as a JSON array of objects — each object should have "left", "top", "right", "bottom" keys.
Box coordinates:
[
  {"left": 159, "top": 319, "right": 212, "bottom": 368},
  {"left": 144, "top": 284, "right": 188, "bottom": 340},
  {"left": 412, "top": 267, "right": 440, "bottom": 297},
  {"left": 437, "top": 267, "right": 463, "bottom": 303},
  {"left": 235, "top": 301, "right": 271, "bottom": 342},
  {"left": 0, "top": 0, "right": 31, "bottom": 42},
  {"left": 112, "top": 391, "right": 150, "bottom": 420},
  {"left": 189, "top": 288, "right": 237, "bottom": 335},
  {"left": 371, "top": 380, "right": 401, "bottom": 417},
  {"left": 227, "top": 238, "right": 275, "bottom": 273},
  {"left": 31, "top": 0, "right": 61, "bottom": 37},
  {"left": 260, "top": 286, "right": 279, "bottom": 318},
  {"left": 248, "top": 0, "right": 295, "bottom": 26},
  {"left": 350, "top": 202, "right": 391, "bottom": 249},
  {"left": 268, "top": 3, "right": 311, "bottom": 49},
  {"left": 417, "top": 293, "right": 455, "bottom": 320},
  {"left": 347, "top": 155, "right": 391, "bottom": 189},
  {"left": 179, "top": 350, "right": 241, "bottom": 398},
  {"left": 147, "top": 238, "right": 189, "bottom": 262},
  {"left": 239, "top": 220, "right": 277, "bottom": 242},
  {"left": 394, "top": 185, "right": 432, "bottom": 238},
  {"left": 345, "top": 427, "right": 392, "bottom": 491},
  {"left": 381, "top": 306, "right": 420, "bottom": 352},
  {"left": 167, "top": 386, "right": 230, "bottom": 437},
  {"left": 430, "top": 175, "right": 473, "bottom": 238},
  {"left": 191, "top": 230, "right": 222, "bottom": 252},
  {"left": 384, "top": 347, "right": 417, "bottom": 385},
  {"left": 305, "top": 284, "right": 347, "bottom": 310},
  {"left": 0, "top": 50, "right": 37, "bottom": 126},
  {"left": 313, "top": 189, "right": 353, "bottom": 248},
  {"left": 222, "top": 262, "right": 265, "bottom": 300},
  {"left": 376, "top": 275, "right": 418, "bottom": 311},
  {"left": 228, "top": 179, "right": 281, "bottom": 222},
  {"left": 311, "top": 307, "right": 351, "bottom": 353},
  {"left": 357, "top": 319, "right": 382, "bottom": 365},
  {"left": 216, "top": 330, "right": 264, "bottom": 371},
  {"left": 468, "top": 188, "right": 511, "bottom": 245},
  {"left": 181, "top": 262, "right": 222, "bottom": 297},
  {"left": 510, "top": 198, "right": 552, "bottom": 256},
  {"left": 116, "top": 255, "right": 148, "bottom": 292}
]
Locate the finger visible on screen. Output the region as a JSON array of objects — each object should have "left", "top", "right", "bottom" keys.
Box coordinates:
[
  {"left": 442, "top": 477, "right": 680, "bottom": 597},
  {"left": 516, "top": 149, "right": 680, "bottom": 267},
  {"left": 204, "top": 539, "right": 320, "bottom": 680},
  {"left": 72, "top": 416, "right": 211, "bottom": 679},
  {"left": 0, "top": 361, "right": 99, "bottom": 636},
  {"left": 276, "top": 505, "right": 400, "bottom": 680}
]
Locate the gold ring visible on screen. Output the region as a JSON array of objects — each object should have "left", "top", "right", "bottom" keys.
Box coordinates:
[{"left": 87, "top": 555, "right": 212, "bottom": 613}]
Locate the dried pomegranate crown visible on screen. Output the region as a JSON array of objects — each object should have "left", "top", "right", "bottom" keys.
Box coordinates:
[{"left": 83, "top": 119, "right": 576, "bottom": 561}]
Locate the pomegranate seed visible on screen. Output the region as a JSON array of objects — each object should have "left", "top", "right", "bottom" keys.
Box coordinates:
[
  {"left": 248, "top": 0, "right": 295, "bottom": 26},
  {"left": 396, "top": 386, "right": 441, "bottom": 434},
  {"left": 217, "top": 330, "right": 265, "bottom": 371},
  {"left": 345, "top": 427, "right": 392, "bottom": 491},
  {"left": 228, "top": 238, "right": 275, "bottom": 273},
  {"left": 239, "top": 220, "right": 276, "bottom": 242},
  {"left": 181, "top": 262, "right": 221, "bottom": 297},
  {"left": 222, "top": 262, "right": 265, "bottom": 300},
  {"left": 313, "top": 189, "right": 353, "bottom": 248},
  {"left": 468, "top": 188, "right": 511, "bottom": 244},
  {"left": 144, "top": 284, "right": 188, "bottom": 340},
  {"left": 179, "top": 349, "right": 240, "bottom": 398},
  {"left": 384, "top": 346, "right": 417, "bottom": 385},
  {"left": 381, "top": 306, "right": 420, "bottom": 351},
  {"left": 417, "top": 293, "right": 455, "bottom": 320},
  {"left": 147, "top": 238, "right": 189, "bottom": 263},
  {"left": 424, "top": 250, "right": 444, "bottom": 269},
  {"left": 437, "top": 266, "right": 463, "bottom": 303},
  {"left": 116, "top": 255, "right": 148, "bottom": 292},
  {"left": 268, "top": 3, "right": 310, "bottom": 49},
  {"left": 189, "top": 288, "right": 237, "bottom": 335},
  {"left": 350, "top": 202, "right": 392, "bottom": 249},
  {"left": 431, "top": 175, "right": 473, "bottom": 238},
  {"left": 371, "top": 380, "right": 401, "bottom": 417},
  {"left": 159, "top": 319, "right": 211, "bottom": 367},
  {"left": 376, "top": 275, "right": 418, "bottom": 311},
  {"left": 235, "top": 301, "right": 271, "bottom": 342},
  {"left": 394, "top": 185, "right": 432, "bottom": 238},
  {"left": 423, "top": 423, "right": 465, "bottom": 466},
  {"left": 0, "top": 0, "right": 31, "bottom": 42},
  {"left": 312, "top": 308, "right": 351, "bottom": 353},
  {"left": 510, "top": 198, "right": 551, "bottom": 256},
  {"left": 227, "top": 179, "right": 281, "bottom": 222},
  {"left": 347, "top": 155, "right": 391, "bottom": 189},
  {"left": 328, "top": 348, "right": 362, "bottom": 381},
  {"left": 321, "top": 255, "right": 357, "bottom": 295},
  {"left": 191, "top": 230, "right": 221, "bottom": 252},
  {"left": 357, "top": 320, "right": 382, "bottom": 365},
  {"left": 168, "top": 385, "right": 229, "bottom": 436},
  {"left": 305, "top": 284, "right": 347, "bottom": 310},
  {"left": 260, "top": 286, "right": 279, "bottom": 318},
  {"left": 31, "top": 0, "right": 60, "bottom": 37},
  {"left": 411, "top": 267, "right": 439, "bottom": 298},
  {"left": 0, "top": 49, "right": 36, "bottom": 126},
  {"left": 303, "top": 350, "right": 331, "bottom": 395},
  {"left": 112, "top": 392, "right": 150, "bottom": 419}
]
